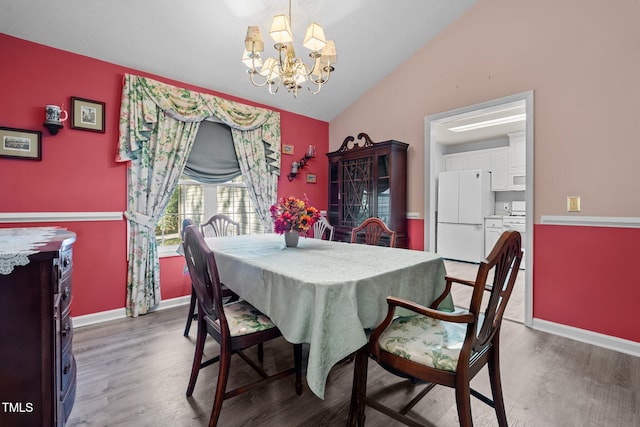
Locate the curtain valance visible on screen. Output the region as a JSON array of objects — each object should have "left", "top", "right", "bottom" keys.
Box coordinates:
[{"left": 117, "top": 73, "right": 280, "bottom": 173}]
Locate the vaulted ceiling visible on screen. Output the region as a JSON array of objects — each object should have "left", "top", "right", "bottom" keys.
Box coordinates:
[{"left": 0, "top": 0, "right": 477, "bottom": 121}]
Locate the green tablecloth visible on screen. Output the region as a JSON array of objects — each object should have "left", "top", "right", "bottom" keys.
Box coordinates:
[{"left": 205, "top": 234, "right": 450, "bottom": 398}]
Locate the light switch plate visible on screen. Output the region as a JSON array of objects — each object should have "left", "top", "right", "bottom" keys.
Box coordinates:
[{"left": 567, "top": 196, "right": 581, "bottom": 212}]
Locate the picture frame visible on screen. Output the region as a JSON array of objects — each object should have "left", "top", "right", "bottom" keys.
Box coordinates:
[
  {"left": 70, "top": 97, "right": 105, "bottom": 133},
  {"left": 0, "top": 126, "right": 42, "bottom": 160},
  {"left": 306, "top": 173, "right": 317, "bottom": 184},
  {"left": 282, "top": 144, "right": 294, "bottom": 155}
]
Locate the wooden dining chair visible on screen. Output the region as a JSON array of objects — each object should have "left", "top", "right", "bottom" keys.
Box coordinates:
[
  {"left": 182, "top": 218, "right": 199, "bottom": 337},
  {"left": 347, "top": 230, "right": 522, "bottom": 427},
  {"left": 350, "top": 217, "right": 397, "bottom": 247},
  {"left": 200, "top": 214, "right": 241, "bottom": 238},
  {"left": 313, "top": 216, "right": 335, "bottom": 241},
  {"left": 182, "top": 225, "right": 303, "bottom": 427},
  {"left": 182, "top": 215, "right": 241, "bottom": 338}
]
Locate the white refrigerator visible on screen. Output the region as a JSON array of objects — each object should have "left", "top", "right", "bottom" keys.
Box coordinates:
[{"left": 437, "top": 169, "right": 494, "bottom": 263}]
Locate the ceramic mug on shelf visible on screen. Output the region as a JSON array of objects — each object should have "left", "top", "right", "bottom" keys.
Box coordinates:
[{"left": 45, "top": 104, "right": 69, "bottom": 124}]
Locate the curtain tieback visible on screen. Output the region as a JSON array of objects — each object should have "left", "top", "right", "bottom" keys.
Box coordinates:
[{"left": 124, "top": 210, "right": 156, "bottom": 229}]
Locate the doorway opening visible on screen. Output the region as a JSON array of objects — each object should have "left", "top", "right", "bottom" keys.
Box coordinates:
[{"left": 424, "top": 91, "right": 533, "bottom": 326}]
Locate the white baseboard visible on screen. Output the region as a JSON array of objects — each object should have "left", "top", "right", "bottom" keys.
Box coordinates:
[
  {"left": 532, "top": 318, "right": 640, "bottom": 357},
  {"left": 72, "top": 295, "right": 191, "bottom": 328}
]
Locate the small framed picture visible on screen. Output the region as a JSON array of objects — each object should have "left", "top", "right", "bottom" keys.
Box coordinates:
[
  {"left": 282, "top": 144, "right": 294, "bottom": 155},
  {"left": 70, "top": 97, "right": 105, "bottom": 133},
  {"left": 306, "top": 173, "right": 317, "bottom": 184},
  {"left": 0, "top": 126, "right": 42, "bottom": 160}
]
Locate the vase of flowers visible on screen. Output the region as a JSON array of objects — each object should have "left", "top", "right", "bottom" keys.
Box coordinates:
[{"left": 270, "top": 196, "right": 321, "bottom": 247}]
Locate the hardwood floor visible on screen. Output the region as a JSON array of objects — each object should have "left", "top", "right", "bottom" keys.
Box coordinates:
[{"left": 67, "top": 302, "right": 638, "bottom": 426}]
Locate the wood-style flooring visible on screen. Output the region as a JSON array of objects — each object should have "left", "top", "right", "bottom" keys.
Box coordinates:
[{"left": 67, "top": 270, "right": 637, "bottom": 427}]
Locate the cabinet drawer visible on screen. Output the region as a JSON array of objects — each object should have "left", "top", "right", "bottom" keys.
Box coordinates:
[
  {"left": 59, "top": 276, "right": 72, "bottom": 316},
  {"left": 60, "top": 314, "right": 73, "bottom": 352},
  {"left": 485, "top": 218, "right": 503, "bottom": 228},
  {"left": 61, "top": 376, "right": 76, "bottom": 423},
  {"left": 59, "top": 247, "right": 73, "bottom": 282},
  {"left": 60, "top": 349, "right": 76, "bottom": 394}
]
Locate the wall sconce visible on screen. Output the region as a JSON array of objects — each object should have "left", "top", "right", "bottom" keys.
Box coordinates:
[
  {"left": 287, "top": 145, "right": 316, "bottom": 181},
  {"left": 44, "top": 104, "right": 68, "bottom": 135}
]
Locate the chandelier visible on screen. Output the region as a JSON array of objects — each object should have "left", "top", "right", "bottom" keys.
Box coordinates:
[{"left": 242, "top": 0, "right": 337, "bottom": 98}]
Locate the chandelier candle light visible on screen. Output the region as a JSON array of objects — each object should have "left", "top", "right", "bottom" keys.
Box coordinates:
[{"left": 242, "top": 0, "right": 337, "bottom": 97}]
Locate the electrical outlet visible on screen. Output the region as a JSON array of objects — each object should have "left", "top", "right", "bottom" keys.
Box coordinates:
[{"left": 567, "top": 196, "right": 581, "bottom": 212}]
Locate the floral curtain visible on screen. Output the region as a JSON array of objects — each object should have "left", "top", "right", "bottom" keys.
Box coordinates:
[
  {"left": 232, "top": 128, "right": 279, "bottom": 232},
  {"left": 117, "top": 73, "right": 281, "bottom": 317}
]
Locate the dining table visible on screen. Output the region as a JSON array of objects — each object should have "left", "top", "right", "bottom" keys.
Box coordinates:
[{"left": 205, "top": 233, "right": 453, "bottom": 399}]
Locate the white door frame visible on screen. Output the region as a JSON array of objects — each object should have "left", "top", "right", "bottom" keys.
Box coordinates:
[{"left": 424, "top": 90, "right": 534, "bottom": 327}]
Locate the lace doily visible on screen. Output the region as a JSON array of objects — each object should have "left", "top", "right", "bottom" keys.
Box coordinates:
[{"left": 0, "top": 227, "right": 60, "bottom": 275}]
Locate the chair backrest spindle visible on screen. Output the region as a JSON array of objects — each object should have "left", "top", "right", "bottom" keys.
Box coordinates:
[
  {"left": 350, "top": 217, "right": 397, "bottom": 247},
  {"left": 201, "top": 214, "right": 241, "bottom": 238}
]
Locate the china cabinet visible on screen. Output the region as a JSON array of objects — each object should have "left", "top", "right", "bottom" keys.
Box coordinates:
[{"left": 327, "top": 133, "right": 408, "bottom": 247}]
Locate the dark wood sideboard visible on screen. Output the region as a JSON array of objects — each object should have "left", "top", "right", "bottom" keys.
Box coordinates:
[{"left": 0, "top": 228, "right": 77, "bottom": 426}]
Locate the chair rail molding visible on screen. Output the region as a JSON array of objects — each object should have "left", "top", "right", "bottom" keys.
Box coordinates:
[
  {"left": 540, "top": 215, "right": 640, "bottom": 228},
  {"left": 0, "top": 211, "right": 123, "bottom": 223}
]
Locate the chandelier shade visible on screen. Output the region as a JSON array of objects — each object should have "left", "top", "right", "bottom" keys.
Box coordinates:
[
  {"left": 242, "top": 0, "right": 337, "bottom": 97},
  {"left": 269, "top": 14, "right": 293, "bottom": 44}
]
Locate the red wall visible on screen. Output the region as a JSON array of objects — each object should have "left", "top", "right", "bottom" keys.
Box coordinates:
[
  {"left": 534, "top": 224, "right": 640, "bottom": 342},
  {"left": 0, "top": 34, "right": 329, "bottom": 316}
]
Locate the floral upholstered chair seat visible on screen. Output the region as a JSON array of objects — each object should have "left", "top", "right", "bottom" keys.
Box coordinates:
[
  {"left": 378, "top": 312, "right": 483, "bottom": 372},
  {"left": 217, "top": 301, "right": 276, "bottom": 337}
]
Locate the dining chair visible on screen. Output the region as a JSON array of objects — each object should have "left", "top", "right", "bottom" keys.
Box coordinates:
[
  {"left": 347, "top": 230, "right": 522, "bottom": 427},
  {"left": 200, "top": 214, "right": 241, "bottom": 238},
  {"left": 182, "top": 225, "right": 303, "bottom": 427},
  {"left": 350, "top": 217, "right": 397, "bottom": 247},
  {"left": 313, "top": 216, "right": 335, "bottom": 241},
  {"left": 182, "top": 218, "right": 239, "bottom": 337}
]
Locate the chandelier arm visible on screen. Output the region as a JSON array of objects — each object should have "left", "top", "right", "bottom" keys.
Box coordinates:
[
  {"left": 307, "top": 81, "right": 323, "bottom": 95},
  {"left": 248, "top": 70, "right": 271, "bottom": 88},
  {"left": 268, "top": 80, "right": 279, "bottom": 94}
]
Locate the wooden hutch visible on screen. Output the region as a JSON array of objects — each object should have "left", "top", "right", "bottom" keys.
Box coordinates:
[{"left": 327, "top": 133, "right": 409, "bottom": 247}]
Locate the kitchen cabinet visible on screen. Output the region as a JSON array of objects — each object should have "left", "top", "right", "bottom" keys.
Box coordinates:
[
  {"left": 484, "top": 216, "right": 526, "bottom": 268},
  {"left": 443, "top": 147, "right": 509, "bottom": 191},
  {"left": 508, "top": 131, "right": 526, "bottom": 190},
  {"left": 444, "top": 150, "right": 489, "bottom": 172},
  {"left": 488, "top": 148, "right": 509, "bottom": 191},
  {"left": 485, "top": 218, "right": 503, "bottom": 256},
  {"left": 327, "top": 133, "right": 408, "bottom": 247}
]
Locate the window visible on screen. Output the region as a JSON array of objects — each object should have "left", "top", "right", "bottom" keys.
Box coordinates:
[{"left": 156, "top": 175, "right": 263, "bottom": 255}]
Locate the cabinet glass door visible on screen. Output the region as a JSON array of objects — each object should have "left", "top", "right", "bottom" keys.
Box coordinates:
[
  {"left": 341, "top": 156, "right": 373, "bottom": 227},
  {"left": 376, "top": 154, "right": 391, "bottom": 225},
  {"left": 328, "top": 161, "right": 339, "bottom": 224}
]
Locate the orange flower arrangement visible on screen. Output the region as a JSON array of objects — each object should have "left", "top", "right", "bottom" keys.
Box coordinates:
[{"left": 270, "top": 196, "right": 321, "bottom": 234}]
